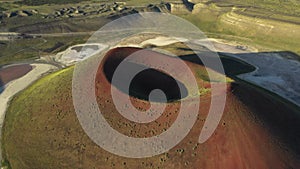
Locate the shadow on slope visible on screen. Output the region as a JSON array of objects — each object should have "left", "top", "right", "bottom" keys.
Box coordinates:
[
  {"left": 103, "top": 47, "right": 189, "bottom": 102},
  {"left": 0, "top": 78, "right": 4, "bottom": 94},
  {"left": 179, "top": 50, "right": 300, "bottom": 157}
]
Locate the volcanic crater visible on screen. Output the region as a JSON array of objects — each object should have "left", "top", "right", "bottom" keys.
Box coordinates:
[
  {"left": 2, "top": 46, "right": 300, "bottom": 169},
  {"left": 102, "top": 47, "right": 189, "bottom": 102}
]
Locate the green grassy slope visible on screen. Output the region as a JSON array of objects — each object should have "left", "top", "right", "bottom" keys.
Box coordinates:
[
  {"left": 214, "top": 0, "right": 300, "bottom": 16},
  {"left": 2, "top": 67, "right": 73, "bottom": 169},
  {"left": 0, "top": 35, "right": 89, "bottom": 65},
  {"left": 179, "top": 1, "right": 300, "bottom": 55},
  {"left": 2, "top": 47, "right": 300, "bottom": 168}
]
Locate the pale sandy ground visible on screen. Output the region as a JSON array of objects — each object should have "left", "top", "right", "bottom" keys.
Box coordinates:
[
  {"left": 0, "top": 63, "right": 57, "bottom": 161},
  {"left": 196, "top": 38, "right": 300, "bottom": 107},
  {"left": 0, "top": 43, "right": 103, "bottom": 165},
  {"left": 6, "top": 37, "right": 298, "bottom": 123},
  {"left": 234, "top": 52, "right": 300, "bottom": 107},
  {"left": 138, "top": 36, "right": 300, "bottom": 107},
  {"left": 140, "top": 36, "right": 188, "bottom": 46},
  {"left": 55, "top": 43, "right": 108, "bottom": 66}
]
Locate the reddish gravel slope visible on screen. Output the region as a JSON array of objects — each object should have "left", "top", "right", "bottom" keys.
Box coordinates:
[{"left": 2, "top": 48, "right": 300, "bottom": 169}]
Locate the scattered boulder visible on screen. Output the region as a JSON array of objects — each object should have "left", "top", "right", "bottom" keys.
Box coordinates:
[
  {"left": 55, "top": 11, "right": 62, "bottom": 16},
  {"left": 3, "top": 10, "right": 32, "bottom": 18},
  {"left": 3, "top": 12, "right": 16, "bottom": 18},
  {"left": 192, "top": 3, "right": 208, "bottom": 13},
  {"left": 146, "top": 4, "right": 161, "bottom": 12},
  {"left": 17, "top": 10, "right": 32, "bottom": 17},
  {"left": 169, "top": 2, "right": 190, "bottom": 13},
  {"left": 236, "top": 45, "right": 248, "bottom": 50},
  {"left": 31, "top": 9, "right": 38, "bottom": 14}
]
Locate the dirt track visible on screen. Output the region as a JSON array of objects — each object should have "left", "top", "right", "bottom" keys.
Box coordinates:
[{"left": 0, "top": 63, "right": 57, "bottom": 161}]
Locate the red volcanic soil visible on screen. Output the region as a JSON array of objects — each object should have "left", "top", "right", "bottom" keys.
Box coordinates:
[
  {"left": 2, "top": 47, "right": 300, "bottom": 169},
  {"left": 95, "top": 47, "right": 300, "bottom": 168},
  {"left": 0, "top": 64, "right": 33, "bottom": 87}
]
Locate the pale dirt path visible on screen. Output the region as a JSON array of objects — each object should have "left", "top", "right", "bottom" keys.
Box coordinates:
[{"left": 0, "top": 63, "right": 57, "bottom": 162}]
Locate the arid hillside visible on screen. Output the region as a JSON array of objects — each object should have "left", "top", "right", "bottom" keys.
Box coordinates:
[{"left": 2, "top": 47, "right": 300, "bottom": 169}]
